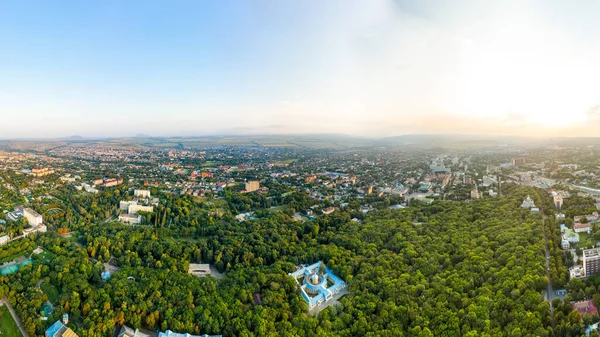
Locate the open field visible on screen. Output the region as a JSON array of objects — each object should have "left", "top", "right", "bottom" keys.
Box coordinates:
[{"left": 0, "top": 305, "right": 22, "bottom": 337}]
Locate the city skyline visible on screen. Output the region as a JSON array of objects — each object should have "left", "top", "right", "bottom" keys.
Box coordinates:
[{"left": 3, "top": 0, "right": 600, "bottom": 138}]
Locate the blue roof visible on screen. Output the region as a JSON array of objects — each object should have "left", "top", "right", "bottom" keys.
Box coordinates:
[{"left": 46, "top": 320, "right": 66, "bottom": 337}]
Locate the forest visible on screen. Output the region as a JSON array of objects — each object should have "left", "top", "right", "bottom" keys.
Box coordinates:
[{"left": 0, "top": 184, "right": 591, "bottom": 336}]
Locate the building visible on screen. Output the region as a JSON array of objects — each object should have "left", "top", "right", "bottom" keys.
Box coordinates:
[
  {"left": 31, "top": 167, "right": 54, "bottom": 177},
  {"left": 80, "top": 183, "right": 98, "bottom": 194},
  {"left": 570, "top": 265, "right": 585, "bottom": 279},
  {"left": 288, "top": 261, "right": 347, "bottom": 311},
  {"left": 45, "top": 320, "right": 78, "bottom": 337},
  {"left": 120, "top": 200, "right": 135, "bottom": 211},
  {"left": 574, "top": 223, "right": 592, "bottom": 233},
  {"left": 562, "top": 239, "right": 570, "bottom": 249},
  {"left": 23, "top": 224, "right": 47, "bottom": 237},
  {"left": 470, "top": 189, "right": 480, "bottom": 199},
  {"left": 128, "top": 204, "right": 154, "bottom": 214},
  {"left": 119, "top": 214, "right": 142, "bottom": 224},
  {"left": 245, "top": 180, "right": 260, "bottom": 192},
  {"left": 322, "top": 207, "right": 336, "bottom": 215},
  {"left": 118, "top": 325, "right": 150, "bottom": 337},
  {"left": 553, "top": 193, "right": 563, "bottom": 210},
  {"left": 583, "top": 248, "right": 600, "bottom": 277},
  {"left": 134, "top": 190, "right": 151, "bottom": 198},
  {"left": 575, "top": 212, "right": 599, "bottom": 223},
  {"left": 188, "top": 263, "right": 211, "bottom": 277},
  {"left": 418, "top": 182, "right": 431, "bottom": 193},
  {"left": 573, "top": 300, "right": 599, "bottom": 316},
  {"left": 104, "top": 178, "right": 123, "bottom": 187},
  {"left": 158, "top": 330, "right": 221, "bottom": 337},
  {"left": 521, "top": 196, "right": 536, "bottom": 209},
  {"left": 6, "top": 207, "right": 23, "bottom": 221},
  {"left": 0, "top": 235, "right": 9, "bottom": 246},
  {"left": 23, "top": 208, "right": 43, "bottom": 226},
  {"left": 511, "top": 157, "right": 526, "bottom": 166},
  {"left": 564, "top": 228, "right": 580, "bottom": 243}
]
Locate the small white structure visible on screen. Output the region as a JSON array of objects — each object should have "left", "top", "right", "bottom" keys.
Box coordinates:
[{"left": 188, "top": 264, "right": 212, "bottom": 277}]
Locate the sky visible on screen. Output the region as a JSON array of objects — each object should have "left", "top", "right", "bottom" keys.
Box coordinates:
[{"left": 2, "top": 0, "right": 600, "bottom": 138}]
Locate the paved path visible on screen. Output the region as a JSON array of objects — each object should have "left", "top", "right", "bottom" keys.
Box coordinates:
[
  {"left": 1, "top": 296, "right": 30, "bottom": 337},
  {"left": 540, "top": 210, "right": 556, "bottom": 334}
]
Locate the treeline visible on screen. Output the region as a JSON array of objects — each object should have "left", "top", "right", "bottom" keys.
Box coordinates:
[{"left": 0, "top": 185, "right": 586, "bottom": 336}]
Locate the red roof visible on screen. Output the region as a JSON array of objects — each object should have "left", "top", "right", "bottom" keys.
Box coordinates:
[{"left": 573, "top": 300, "right": 598, "bottom": 316}]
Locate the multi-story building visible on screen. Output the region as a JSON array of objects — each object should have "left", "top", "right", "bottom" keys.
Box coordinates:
[
  {"left": 104, "top": 178, "right": 123, "bottom": 187},
  {"left": 23, "top": 208, "right": 43, "bottom": 226},
  {"left": 511, "top": 157, "right": 526, "bottom": 166},
  {"left": 583, "top": 248, "right": 600, "bottom": 277},
  {"left": 119, "top": 214, "right": 142, "bottom": 224},
  {"left": 128, "top": 204, "right": 154, "bottom": 214},
  {"left": 134, "top": 189, "right": 151, "bottom": 198},
  {"left": 23, "top": 224, "right": 47, "bottom": 237},
  {"left": 574, "top": 223, "right": 592, "bottom": 233},
  {"left": 553, "top": 193, "right": 563, "bottom": 210},
  {"left": 31, "top": 167, "right": 54, "bottom": 177},
  {"left": 245, "top": 180, "right": 260, "bottom": 192}
]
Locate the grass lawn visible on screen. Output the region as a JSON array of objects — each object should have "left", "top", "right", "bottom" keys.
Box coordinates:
[
  {"left": 37, "top": 251, "right": 55, "bottom": 260},
  {"left": 0, "top": 305, "right": 22, "bottom": 337},
  {"left": 267, "top": 206, "right": 285, "bottom": 213},
  {"left": 41, "top": 282, "right": 60, "bottom": 304}
]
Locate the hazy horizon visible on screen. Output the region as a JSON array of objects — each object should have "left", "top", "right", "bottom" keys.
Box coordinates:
[{"left": 3, "top": 0, "right": 600, "bottom": 138}]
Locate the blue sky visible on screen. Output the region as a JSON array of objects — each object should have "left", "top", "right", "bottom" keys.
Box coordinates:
[{"left": 2, "top": 1, "right": 600, "bottom": 138}]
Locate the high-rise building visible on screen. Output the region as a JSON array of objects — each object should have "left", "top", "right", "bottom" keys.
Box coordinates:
[
  {"left": 553, "top": 193, "right": 563, "bottom": 210},
  {"left": 511, "top": 157, "right": 526, "bottom": 166},
  {"left": 23, "top": 208, "right": 43, "bottom": 226},
  {"left": 583, "top": 248, "right": 600, "bottom": 277}
]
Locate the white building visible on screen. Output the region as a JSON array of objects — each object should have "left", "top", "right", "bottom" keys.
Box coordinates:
[
  {"left": 188, "top": 264, "right": 212, "bottom": 277},
  {"left": 553, "top": 193, "right": 563, "bottom": 210},
  {"left": 0, "top": 235, "right": 9, "bottom": 246},
  {"left": 23, "top": 224, "right": 47, "bottom": 237},
  {"left": 521, "top": 196, "right": 536, "bottom": 209},
  {"left": 134, "top": 190, "right": 151, "bottom": 198},
  {"left": 23, "top": 208, "right": 43, "bottom": 226},
  {"left": 119, "top": 214, "right": 142, "bottom": 224},
  {"left": 128, "top": 204, "right": 153, "bottom": 214},
  {"left": 570, "top": 265, "right": 585, "bottom": 280}
]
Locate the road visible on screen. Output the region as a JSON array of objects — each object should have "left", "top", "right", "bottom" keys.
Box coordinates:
[
  {"left": 1, "top": 296, "right": 30, "bottom": 337},
  {"left": 540, "top": 210, "right": 555, "bottom": 333}
]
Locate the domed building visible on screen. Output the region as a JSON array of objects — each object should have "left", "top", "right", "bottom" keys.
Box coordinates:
[{"left": 289, "top": 261, "right": 347, "bottom": 312}]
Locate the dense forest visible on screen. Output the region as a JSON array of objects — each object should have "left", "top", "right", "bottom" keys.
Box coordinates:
[{"left": 0, "top": 185, "right": 592, "bottom": 336}]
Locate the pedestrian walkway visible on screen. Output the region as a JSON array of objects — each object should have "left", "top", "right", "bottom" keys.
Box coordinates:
[{"left": 1, "top": 296, "right": 30, "bottom": 337}]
